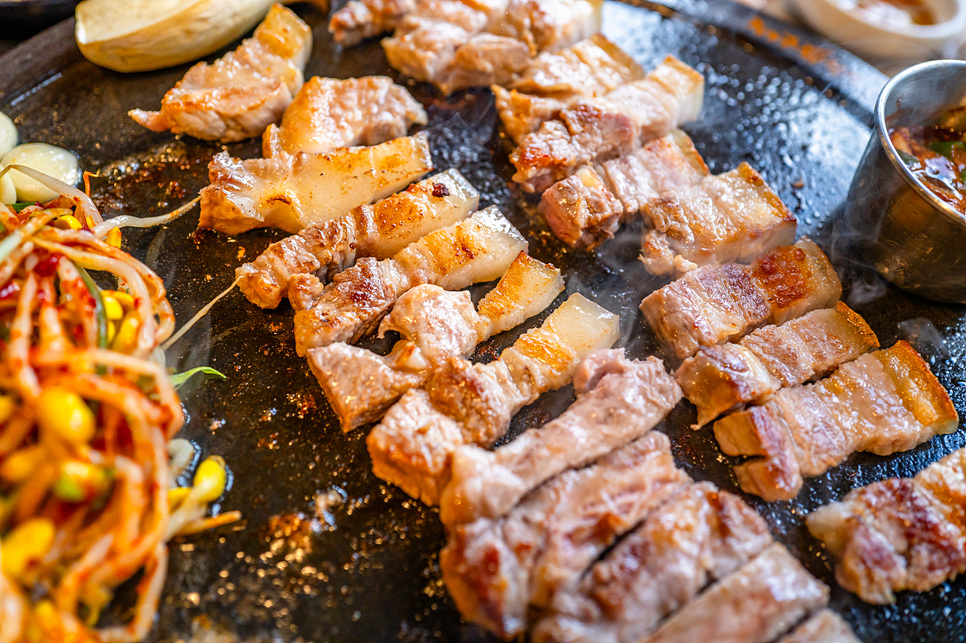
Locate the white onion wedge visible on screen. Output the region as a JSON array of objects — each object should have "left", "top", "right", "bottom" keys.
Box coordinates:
[
  {"left": 0, "top": 174, "right": 14, "bottom": 204},
  {"left": 1, "top": 144, "right": 81, "bottom": 203},
  {"left": 0, "top": 112, "right": 17, "bottom": 158}
]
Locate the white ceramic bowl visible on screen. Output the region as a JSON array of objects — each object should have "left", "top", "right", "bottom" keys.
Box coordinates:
[{"left": 787, "top": 0, "right": 966, "bottom": 60}]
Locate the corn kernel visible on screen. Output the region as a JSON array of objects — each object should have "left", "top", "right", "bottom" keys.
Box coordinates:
[
  {"left": 52, "top": 461, "right": 110, "bottom": 503},
  {"left": 55, "top": 214, "right": 83, "bottom": 230},
  {"left": 106, "top": 320, "right": 117, "bottom": 343},
  {"left": 111, "top": 314, "right": 140, "bottom": 354},
  {"left": 192, "top": 456, "right": 227, "bottom": 503},
  {"left": 0, "top": 395, "right": 15, "bottom": 423},
  {"left": 0, "top": 446, "right": 43, "bottom": 483},
  {"left": 168, "top": 486, "right": 191, "bottom": 509},
  {"left": 101, "top": 294, "right": 124, "bottom": 321},
  {"left": 35, "top": 387, "right": 95, "bottom": 444},
  {"left": 103, "top": 290, "right": 135, "bottom": 312},
  {"left": 1, "top": 517, "right": 55, "bottom": 582},
  {"left": 105, "top": 227, "right": 122, "bottom": 248}
]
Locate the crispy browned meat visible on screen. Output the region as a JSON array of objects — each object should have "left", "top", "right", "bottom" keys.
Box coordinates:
[
  {"left": 533, "top": 482, "right": 773, "bottom": 643},
  {"left": 235, "top": 170, "right": 478, "bottom": 308},
  {"left": 640, "top": 543, "right": 829, "bottom": 643},
  {"left": 775, "top": 610, "right": 861, "bottom": 643},
  {"left": 366, "top": 293, "right": 619, "bottom": 505},
  {"left": 714, "top": 341, "right": 959, "bottom": 501},
  {"left": 439, "top": 349, "right": 682, "bottom": 526},
  {"left": 261, "top": 76, "right": 427, "bottom": 156},
  {"left": 540, "top": 166, "right": 625, "bottom": 249},
  {"left": 807, "top": 446, "right": 966, "bottom": 604},
  {"left": 292, "top": 206, "right": 526, "bottom": 354},
  {"left": 129, "top": 5, "right": 311, "bottom": 142},
  {"left": 440, "top": 432, "right": 691, "bottom": 640},
  {"left": 677, "top": 302, "right": 879, "bottom": 427},
  {"left": 640, "top": 238, "right": 842, "bottom": 360},
  {"left": 306, "top": 253, "right": 563, "bottom": 431},
  {"left": 328, "top": 0, "right": 417, "bottom": 46}
]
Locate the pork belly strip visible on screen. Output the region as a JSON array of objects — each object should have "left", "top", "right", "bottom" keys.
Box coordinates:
[
  {"left": 307, "top": 252, "right": 563, "bottom": 431},
  {"left": 292, "top": 206, "right": 527, "bottom": 354},
  {"left": 199, "top": 132, "right": 432, "bottom": 235},
  {"left": 438, "top": 349, "right": 682, "bottom": 526},
  {"left": 261, "top": 76, "right": 427, "bottom": 156},
  {"left": 640, "top": 238, "right": 842, "bottom": 361},
  {"left": 807, "top": 446, "right": 966, "bottom": 604},
  {"left": 129, "top": 5, "right": 311, "bottom": 142},
  {"left": 328, "top": 0, "right": 417, "bottom": 46},
  {"left": 234, "top": 169, "right": 478, "bottom": 309},
  {"left": 532, "top": 482, "right": 773, "bottom": 643},
  {"left": 367, "top": 292, "right": 619, "bottom": 505},
  {"left": 640, "top": 543, "right": 828, "bottom": 643},
  {"left": 510, "top": 56, "right": 704, "bottom": 193},
  {"left": 714, "top": 340, "right": 959, "bottom": 501},
  {"left": 774, "top": 610, "right": 861, "bottom": 643},
  {"left": 677, "top": 302, "right": 879, "bottom": 427},
  {"left": 440, "top": 432, "right": 691, "bottom": 640}
]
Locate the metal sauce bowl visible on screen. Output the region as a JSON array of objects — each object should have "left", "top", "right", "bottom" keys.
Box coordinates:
[{"left": 844, "top": 59, "right": 966, "bottom": 303}]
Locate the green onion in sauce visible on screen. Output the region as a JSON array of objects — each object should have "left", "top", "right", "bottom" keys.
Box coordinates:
[{"left": 890, "top": 106, "right": 966, "bottom": 214}]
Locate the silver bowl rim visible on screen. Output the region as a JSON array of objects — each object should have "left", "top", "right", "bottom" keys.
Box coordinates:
[{"left": 874, "top": 58, "right": 966, "bottom": 230}]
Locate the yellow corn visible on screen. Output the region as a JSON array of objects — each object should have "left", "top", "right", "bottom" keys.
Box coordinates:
[
  {"left": 105, "top": 227, "right": 122, "bottom": 248},
  {"left": 192, "top": 456, "right": 227, "bottom": 503},
  {"left": 35, "top": 387, "right": 95, "bottom": 444},
  {"left": 101, "top": 293, "right": 124, "bottom": 321},
  {"left": 0, "top": 446, "right": 44, "bottom": 483},
  {"left": 106, "top": 320, "right": 117, "bottom": 343},
  {"left": 103, "top": 290, "right": 135, "bottom": 312},
  {"left": 1, "top": 517, "right": 55, "bottom": 582},
  {"left": 52, "top": 461, "right": 110, "bottom": 503},
  {"left": 0, "top": 394, "right": 15, "bottom": 423},
  {"left": 168, "top": 486, "right": 191, "bottom": 509},
  {"left": 111, "top": 314, "right": 140, "bottom": 354},
  {"left": 55, "top": 214, "right": 83, "bottom": 230}
]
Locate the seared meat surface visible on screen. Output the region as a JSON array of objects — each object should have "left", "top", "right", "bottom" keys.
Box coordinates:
[
  {"left": 440, "top": 432, "right": 691, "bottom": 639},
  {"left": 262, "top": 76, "right": 427, "bottom": 156},
  {"left": 540, "top": 166, "right": 625, "bottom": 249},
  {"left": 130, "top": 5, "right": 311, "bottom": 142},
  {"left": 775, "top": 610, "right": 862, "bottom": 643},
  {"left": 640, "top": 238, "right": 842, "bottom": 360},
  {"left": 533, "top": 482, "right": 773, "bottom": 643},
  {"left": 807, "top": 446, "right": 966, "bottom": 604},
  {"left": 714, "top": 341, "right": 959, "bottom": 501},
  {"left": 677, "top": 302, "right": 879, "bottom": 426},
  {"left": 235, "top": 169, "right": 478, "bottom": 308},
  {"left": 439, "top": 349, "right": 682, "bottom": 526},
  {"left": 329, "top": 0, "right": 416, "bottom": 45}
]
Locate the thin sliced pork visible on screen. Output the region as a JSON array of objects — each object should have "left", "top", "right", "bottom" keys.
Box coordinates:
[
  {"left": 714, "top": 341, "right": 959, "bottom": 501},
  {"left": 774, "top": 610, "right": 861, "bottom": 643},
  {"left": 439, "top": 349, "right": 682, "bottom": 526},
  {"left": 440, "top": 432, "right": 691, "bottom": 639},
  {"left": 129, "top": 5, "right": 311, "bottom": 142},
  {"left": 807, "top": 446, "right": 966, "bottom": 604},
  {"left": 367, "top": 293, "right": 619, "bottom": 505},
  {"left": 328, "top": 0, "right": 417, "bottom": 46},
  {"left": 640, "top": 238, "right": 842, "bottom": 360},
  {"left": 292, "top": 206, "right": 527, "bottom": 354}
]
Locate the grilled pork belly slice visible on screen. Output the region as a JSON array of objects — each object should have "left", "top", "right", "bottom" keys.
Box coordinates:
[
  {"left": 807, "top": 447, "right": 966, "bottom": 604},
  {"left": 292, "top": 206, "right": 526, "bottom": 354},
  {"left": 129, "top": 5, "right": 311, "bottom": 142},
  {"left": 439, "top": 349, "right": 681, "bottom": 526},
  {"left": 367, "top": 292, "right": 619, "bottom": 505},
  {"left": 714, "top": 341, "right": 959, "bottom": 501},
  {"left": 261, "top": 76, "right": 427, "bottom": 157},
  {"left": 640, "top": 543, "right": 828, "bottom": 643},
  {"left": 532, "top": 482, "right": 773, "bottom": 643},
  {"left": 307, "top": 253, "right": 563, "bottom": 431},
  {"left": 774, "top": 610, "right": 861, "bottom": 643},
  {"left": 236, "top": 169, "right": 478, "bottom": 308},
  {"left": 329, "top": 0, "right": 417, "bottom": 46},
  {"left": 677, "top": 302, "right": 879, "bottom": 427},
  {"left": 540, "top": 166, "right": 625, "bottom": 249},
  {"left": 440, "top": 432, "right": 691, "bottom": 640},
  {"left": 199, "top": 132, "right": 432, "bottom": 235},
  {"left": 495, "top": 0, "right": 602, "bottom": 54},
  {"left": 510, "top": 56, "right": 704, "bottom": 192},
  {"left": 641, "top": 238, "right": 842, "bottom": 360}
]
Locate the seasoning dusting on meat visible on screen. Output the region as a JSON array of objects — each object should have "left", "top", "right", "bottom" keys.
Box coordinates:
[
  {"left": 129, "top": 5, "right": 312, "bottom": 142},
  {"left": 262, "top": 76, "right": 427, "bottom": 156},
  {"left": 439, "top": 349, "right": 682, "bottom": 526},
  {"left": 640, "top": 543, "right": 829, "bottom": 643},
  {"left": 235, "top": 169, "right": 477, "bottom": 308},
  {"left": 775, "top": 610, "right": 862, "bottom": 643},
  {"left": 367, "top": 293, "right": 619, "bottom": 505},
  {"left": 677, "top": 302, "right": 879, "bottom": 427},
  {"left": 532, "top": 482, "right": 773, "bottom": 643},
  {"left": 292, "top": 206, "right": 527, "bottom": 354},
  {"left": 440, "top": 432, "right": 691, "bottom": 639},
  {"left": 510, "top": 56, "right": 704, "bottom": 193},
  {"left": 807, "top": 446, "right": 966, "bottom": 604},
  {"left": 329, "top": 0, "right": 417, "bottom": 46},
  {"left": 640, "top": 238, "right": 842, "bottom": 360},
  {"left": 199, "top": 132, "right": 433, "bottom": 235},
  {"left": 714, "top": 340, "right": 959, "bottom": 501},
  {"left": 307, "top": 253, "right": 563, "bottom": 431}
]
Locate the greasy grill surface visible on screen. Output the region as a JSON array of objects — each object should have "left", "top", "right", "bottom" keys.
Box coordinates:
[{"left": 1, "top": 1, "right": 964, "bottom": 640}]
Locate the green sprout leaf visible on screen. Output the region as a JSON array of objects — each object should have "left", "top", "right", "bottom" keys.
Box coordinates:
[{"left": 169, "top": 366, "right": 227, "bottom": 390}]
